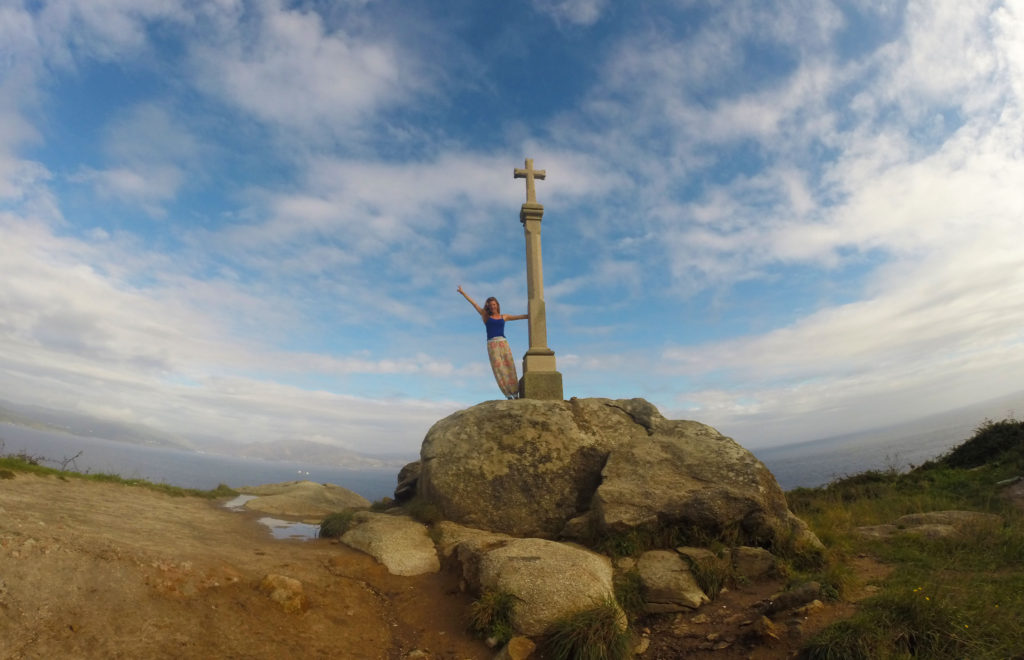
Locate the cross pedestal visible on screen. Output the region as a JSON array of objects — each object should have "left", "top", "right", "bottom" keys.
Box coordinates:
[{"left": 514, "top": 159, "right": 564, "bottom": 400}]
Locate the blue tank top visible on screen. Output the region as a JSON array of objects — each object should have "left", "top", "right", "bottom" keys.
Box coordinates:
[{"left": 485, "top": 316, "right": 506, "bottom": 339}]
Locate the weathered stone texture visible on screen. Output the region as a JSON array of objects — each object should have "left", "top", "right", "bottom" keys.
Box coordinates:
[{"left": 417, "top": 397, "right": 821, "bottom": 554}]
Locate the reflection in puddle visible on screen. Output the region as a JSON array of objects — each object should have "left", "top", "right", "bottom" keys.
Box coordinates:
[
  {"left": 258, "top": 517, "right": 321, "bottom": 540},
  {"left": 222, "top": 495, "right": 320, "bottom": 540}
]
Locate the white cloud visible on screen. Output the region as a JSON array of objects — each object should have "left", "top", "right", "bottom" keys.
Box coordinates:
[
  {"left": 72, "top": 166, "right": 183, "bottom": 217},
  {"left": 0, "top": 215, "right": 470, "bottom": 453},
  {"left": 32, "top": 0, "right": 188, "bottom": 66},
  {"left": 663, "top": 229, "right": 1024, "bottom": 443},
  {"left": 881, "top": 1, "right": 1001, "bottom": 114},
  {"left": 65, "top": 103, "right": 206, "bottom": 215},
  {"left": 190, "top": 0, "right": 418, "bottom": 135},
  {"left": 531, "top": 0, "right": 608, "bottom": 27}
]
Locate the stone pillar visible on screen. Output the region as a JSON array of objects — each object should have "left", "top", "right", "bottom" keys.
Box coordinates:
[{"left": 518, "top": 201, "right": 563, "bottom": 400}]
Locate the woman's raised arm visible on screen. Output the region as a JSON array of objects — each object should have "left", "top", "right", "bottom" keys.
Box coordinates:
[{"left": 457, "top": 285, "right": 486, "bottom": 318}]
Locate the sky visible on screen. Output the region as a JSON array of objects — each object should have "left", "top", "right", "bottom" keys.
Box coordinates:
[{"left": 1, "top": 0, "right": 1023, "bottom": 458}]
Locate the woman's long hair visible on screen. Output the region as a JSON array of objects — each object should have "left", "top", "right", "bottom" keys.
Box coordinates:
[{"left": 484, "top": 296, "right": 501, "bottom": 315}]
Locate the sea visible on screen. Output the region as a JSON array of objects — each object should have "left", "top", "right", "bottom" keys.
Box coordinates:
[
  {"left": 751, "top": 421, "right": 976, "bottom": 490},
  {"left": 0, "top": 409, "right": 1003, "bottom": 497},
  {"left": 0, "top": 423, "right": 400, "bottom": 501}
]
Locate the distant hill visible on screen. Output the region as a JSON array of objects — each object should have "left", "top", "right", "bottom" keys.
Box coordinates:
[
  {"left": 225, "top": 438, "right": 408, "bottom": 469},
  {"left": 0, "top": 399, "right": 195, "bottom": 451},
  {"left": 0, "top": 399, "right": 410, "bottom": 470}
]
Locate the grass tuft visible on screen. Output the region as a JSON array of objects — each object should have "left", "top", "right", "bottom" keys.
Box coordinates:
[
  {"left": 590, "top": 521, "right": 742, "bottom": 559},
  {"left": 612, "top": 570, "right": 646, "bottom": 620},
  {"left": 542, "top": 599, "right": 631, "bottom": 660},
  {"left": 467, "top": 589, "right": 517, "bottom": 646},
  {"left": 688, "top": 554, "right": 732, "bottom": 600}
]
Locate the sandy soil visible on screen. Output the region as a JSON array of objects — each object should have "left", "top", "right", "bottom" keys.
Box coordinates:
[
  {"left": 0, "top": 473, "right": 887, "bottom": 659},
  {"left": 0, "top": 473, "right": 488, "bottom": 660}
]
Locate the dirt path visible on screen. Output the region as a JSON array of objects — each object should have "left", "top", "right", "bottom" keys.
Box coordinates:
[{"left": 0, "top": 473, "right": 490, "bottom": 660}]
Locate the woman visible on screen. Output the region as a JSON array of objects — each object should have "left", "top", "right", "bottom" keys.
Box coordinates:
[{"left": 457, "top": 286, "right": 528, "bottom": 399}]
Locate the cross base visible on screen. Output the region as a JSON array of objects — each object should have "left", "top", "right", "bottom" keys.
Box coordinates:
[{"left": 519, "top": 370, "right": 564, "bottom": 401}]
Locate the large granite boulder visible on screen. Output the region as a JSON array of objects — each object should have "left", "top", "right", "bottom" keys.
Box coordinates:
[{"left": 416, "top": 398, "right": 820, "bottom": 553}]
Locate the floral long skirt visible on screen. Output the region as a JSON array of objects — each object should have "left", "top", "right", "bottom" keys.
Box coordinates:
[{"left": 487, "top": 337, "right": 519, "bottom": 399}]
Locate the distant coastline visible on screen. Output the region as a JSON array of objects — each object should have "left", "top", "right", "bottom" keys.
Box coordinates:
[
  {"left": 3, "top": 389, "right": 1021, "bottom": 495},
  {"left": 755, "top": 389, "right": 1022, "bottom": 489},
  {"left": 0, "top": 423, "right": 400, "bottom": 501}
]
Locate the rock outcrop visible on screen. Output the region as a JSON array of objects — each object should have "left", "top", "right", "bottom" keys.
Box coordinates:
[
  {"left": 414, "top": 398, "right": 821, "bottom": 554},
  {"left": 239, "top": 481, "right": 369, "bottom": 521}
]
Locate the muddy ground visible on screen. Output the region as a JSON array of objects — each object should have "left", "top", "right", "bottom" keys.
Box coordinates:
[{"left": 0, "top": 473, "right": 884, "bottom": 659}]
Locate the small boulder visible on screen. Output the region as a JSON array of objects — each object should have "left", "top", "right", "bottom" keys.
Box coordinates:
[
  {"left": 494, "top": 636, "right": 536, "bottom": 660},
  {"left": 731, "top": 546, "right": 776, "bottom": 580},
  {"left": 340, "top": 512, "right": 440, "bottom": 576},
  {"left": 637, "top": 550, "right": 709, "bottom": 613},
  {"left": 760, "top": 582, "right": 821, "bottom": 617},
  {"left": 475, "top": 538, "right": 621, "bottom": 637},
  {"left": 258, "top": 574, "right": 307, "bottom": 613}
]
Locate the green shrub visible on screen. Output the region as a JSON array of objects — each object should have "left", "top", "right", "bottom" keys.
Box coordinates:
[
  {"left": 542, "top": 599, "right": 631, "bottom": 660},
  {"left": 209, "top": 483, "right": 238, "bottom": 498},
  {"left": 934, "top": 418, "right": 1024, "bottom": 470},
  {"left": 319, "top": 511, "right": 356, "bottom": 539},
  {"left": 402, "top": 496, "right": 443, "bottom": 525},
  {"left": 468, "top": 590, "right": 517, "bottom": 646}
]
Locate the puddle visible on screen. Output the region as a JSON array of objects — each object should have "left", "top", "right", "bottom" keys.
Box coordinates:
[
  {"left": 223, "top": 494, "right": 259, "bottom": 508},
  {"left": 257, "top": 517, "right": 321, "bottom": 540},
  {"left": 223, "top": 495, "right": 320, "bottom": 540}
]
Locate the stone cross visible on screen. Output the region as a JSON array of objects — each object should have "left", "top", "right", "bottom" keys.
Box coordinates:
[
  {"left": 514, "top": 158, "right": 546, "bottom": 204},
  {"left": 513, "top": 158, "right": 563, "bottom": 400}
]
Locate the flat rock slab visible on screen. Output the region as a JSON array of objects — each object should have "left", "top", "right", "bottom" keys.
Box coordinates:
[
  {"left": 341, "top": 512, "right": 440, "bottom": 576},
  {"left": 238, "top": 480, "right": 369, "bottom": 521},
  {"left": 857, "top": 510, "right": 1002, "bottom": 539}
]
